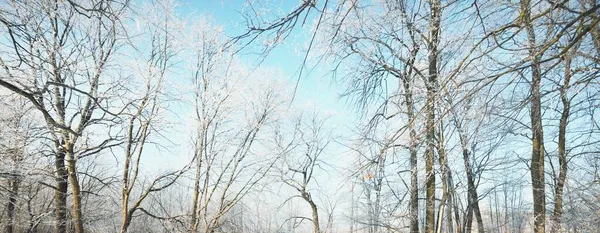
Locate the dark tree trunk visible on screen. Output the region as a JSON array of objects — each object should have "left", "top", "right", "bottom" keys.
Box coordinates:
[
  {"left": 462, "top": 147, "right": 484, "bottom": 233},
  {"left": 425, "top": 1, "right": 441, "bottom": 232},
  {"left": 552, "top": 43, "right": 575, "bottom": 233},
  {"left": 404, "top": 77, "right": 419, "bottom": 233},
  {"left": 6, "top": 177, "right": 20, "bottom": 233},
  {"left": 521, "top": 1, "right": 546, "bottom": 232},
  {"left": 54, "top": 149, "right": 68, "bottom": 233}
]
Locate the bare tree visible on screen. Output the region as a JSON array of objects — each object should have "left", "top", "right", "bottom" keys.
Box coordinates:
[
  {"left": 275, "top": 111, "right": 332, "bottom": 233},
  {"left": 118, "top": 2, "right": 188, "bottom": 232},
  {"left": 0, "top": 1, "right": 599, "bottom": 233},
  {"left": 0, "top": 95, "right": 36, "bottom": 233},
  {"left": 0, "top": 1, "right": 129, "bottom": 232},
  {"left": 186, "top": 19, "right": 287, "bottom": 232}
]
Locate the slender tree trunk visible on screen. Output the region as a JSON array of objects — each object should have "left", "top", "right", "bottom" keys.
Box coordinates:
[
  {"left": 462, "top": 146, "right": 485, "bottom": 233},
  {"left": 373, "top": 151, "right": 384, "bottom": 233},
  {"left": 120, "top": 183, "right": 134, "bottom": 233},
  {"left": 435, "top": 177, "right": 447, "bottom": 233},
  {"left": 54, "top": 149, "right": 68, "bottom": 233},
  {"left": 436, "top": 125, "right": 451, "bottom": 233},
  {"left": 121, "top": 193, "right": 131, "bottom": 231},
  {"left": 521, "top": 1, "right": 546, "bottom": 232},
  {"left": 551, "top": 46, "right": 573, "bottom": 233},
  {"left": 473, "top": 182, "right": 485, "bottom": 233},
  {"left": 6, "top": 177, "right": 20, "bottom": 233},
  {"left": 121, "top": 117, "right": 134, "bottom": 233},
  {"left": 447, "top": 83, "right": 482, "bottom": 233},
  {"left": 425, "top": 1, "right": 441, "bottom": 232},
  {"left": 403, "top": 76, "right": 419, "bottom": 233},
  {"left": 445, "top": 178, "right": 454, "bottom": 233},
  {"left": 462, "top": 146, "right": 484, "bottom": 233},
  {"left": 191, "top": 126, "right": 205, "bottom": 233},
  {"left": 451, "top": 176, "right": 462, "bottom": 233},
  {"left": 120, "top": 137, "right": 133, "bottom": 233},
  {"left": 464, "top": 203, "right": 473, "bottom": 233},
  {"left": 190, "top": 160, "right": 202, "bottom": 233},
  {"left": 409, "top": 142, "right": 419, "bottom": 233},
  {"left": 424, "top": 54, "right": 437, "bottom": 232}
]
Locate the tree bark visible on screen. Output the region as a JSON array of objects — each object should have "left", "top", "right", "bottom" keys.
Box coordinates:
[
  {"left": 521, "top": 1, "right": 546, "bottom": 232},
  {"left": 120, "top": 208, "right": 136, "bottom": 233},
  {"left": 54, "top": 149, "right": 68, "bottom": 233},
  {"left": 551, "top": 44, "right": 574, "bottom": 233},
  {"left": 425, "top": 1, "right": 441, "bottom": 233},
  {"left": 190, "top": 149, "right": 203, "bottom": 233},
  {"left": 190, "top": 110, "right": 207, "bottom": 233},
  {"left": 403, "top": 78, "right": 419, "bottom": 233},
  {"left": 65, "top": 148, "right": 84, "bottom": 233},
  {"left": 306, "top": 194, "right": 321, "bottom": 233},
  {"left": 435, "top": 127, "right": 455, "bottom": 233},
  {"left": 5, "top": 176, "right": 20, "bottom": 233},
  {"left": 462, "top": 147, "right": 485, "bottom": 233}
]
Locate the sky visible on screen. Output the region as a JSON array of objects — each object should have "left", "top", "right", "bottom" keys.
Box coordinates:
[
  {"left": 177, "top": 0, "right": 349, "bottom": 114},
  {"left": 172, "top": 0, "right": 359, "bottom": 161}
]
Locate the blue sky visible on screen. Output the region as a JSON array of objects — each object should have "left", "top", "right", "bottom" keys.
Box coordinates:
[{"left": 177, "top": 0, "right": 349, "bottom": 116}]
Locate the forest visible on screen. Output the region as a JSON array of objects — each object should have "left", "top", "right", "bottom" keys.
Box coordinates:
[{"left": 0, "top": 0, "right": 598, "bottom": 233}]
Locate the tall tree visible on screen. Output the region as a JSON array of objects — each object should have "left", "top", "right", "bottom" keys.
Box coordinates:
[
  {"left": 276, "top": 111, "right": 332, "bottom": 233},
  {"left": 521, "top": 1, "right": 546, "bottom": 232},
  {"left": 0, "top": 96, "right": 34, "bottom": 233},
  {"left": 119, "top": 3, "right": 188, "bottom": 231},
  {"left": 0, "top": 1, "right": 128, "bottom": 232},
  {"left": 425, "top": 1, "right": 441, "bottom": 232},
  {"left": 186, "top": 19, "right": 287, "bottom": 232}
]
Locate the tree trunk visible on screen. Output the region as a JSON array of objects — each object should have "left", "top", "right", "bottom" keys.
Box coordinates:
[
  {"left": 464, "top": 204, "right": 473, "bottom": 233},
  {"left": 409, "top": 141, "right": 419, "bottom": 233},
  {"left": 551, "top": 45, "right": 573, "bottom": 233},
  {"left": 403, "top": 73, "right": 419, "bottom": 233},
  {"left": 521, "top": 1, "right": 546, "bottom": 232},
  {"left": 473, "top": 185, "right": 484, "bottom": 229},
  {"left": 190, "top": 162, "right": 202, "bottom": 233},
  {"left": 373, "top": 151, "right": 384, "bottom": 233},
  {"left": 6, "top": 176, "right": 20, "bottom": 233},
  {"left": 436, "top": 124, "right": 451, "bottom": 233},
  {"left": 425, "top": 1, "right": 441, "bottom": 232},
  {"left": 462, "top": 146, "right": 484, "bottom": 233},
  {"left": 54, "top": 149, "right": 68, "bottom": 233},
  {"left": 191, "top": 125, "right": 206, "bottom": 233},
  {"left": 451, "top": 177, "right": 462, "bottom": 233},
  {"left": 307, "top": 195, "right": 321, "bottom": 233},
  {"left": 435, "top": 174, "right": 447, "bottom": 233},
  {"left": 65, "top": 149, "right": 84, "bottom": 233},
  {"left": 120, "top": 209, "right": 135, "bottom": 233}
]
